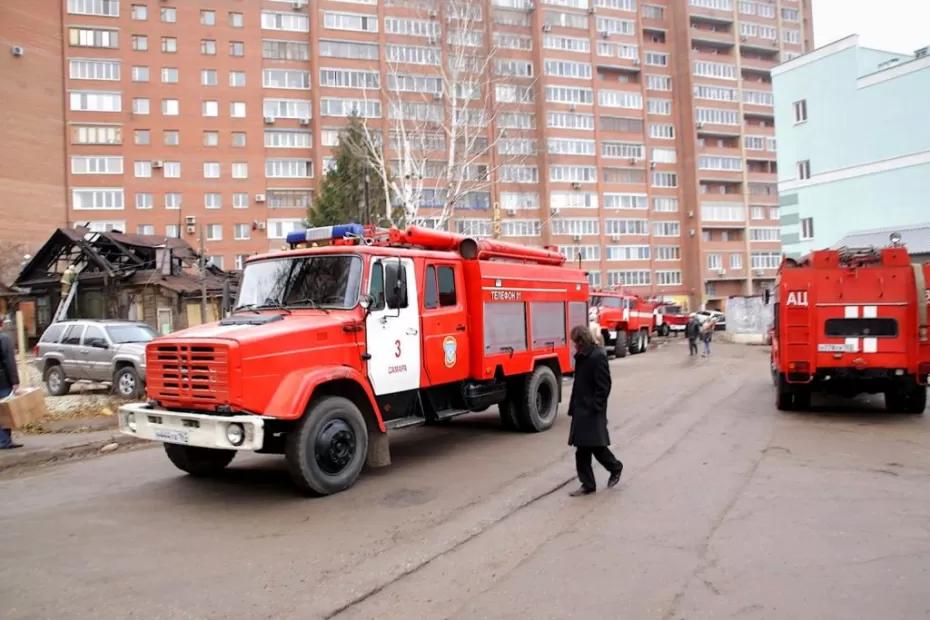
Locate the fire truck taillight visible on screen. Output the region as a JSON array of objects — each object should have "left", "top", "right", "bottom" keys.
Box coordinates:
[{"left": 788, "top": 361, "right": 811, "bottom": 374}]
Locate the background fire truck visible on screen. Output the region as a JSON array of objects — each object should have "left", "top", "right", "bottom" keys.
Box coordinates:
[
  {"left": 589, "top": 289, "right": 656, "bottom": 358},
  {"left": 770, "top": 245, "right": 930, "bottom": 413},
  {"left": 118, "top": 226, "right": 589, "bottom": 495}
]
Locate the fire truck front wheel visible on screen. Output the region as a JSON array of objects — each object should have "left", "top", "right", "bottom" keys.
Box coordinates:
[
  {"left": 164, "top": 444, "right": 236, "bottom": 477},
  {"left": 515, "top": 365, "right": 560, "bottom": 433},
  {"left": 286, "top": 396, "right": 368, "bottom": 496},
  {"left": 614, "top": 331, "right": 629, "bottom": 358}
]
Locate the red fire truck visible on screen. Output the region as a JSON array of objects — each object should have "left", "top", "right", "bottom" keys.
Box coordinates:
[
  {"left": 771, "top": 245, "right": 930, "bottom": 413},
  {"left": 118, "top": 225, "right": 589, "bottom": 494},
  {"left": 589, "top": 289, "right": 655, "bottom": 357},
  {"left": 653, "top": 302, "right": 690, "bottom": 336}
]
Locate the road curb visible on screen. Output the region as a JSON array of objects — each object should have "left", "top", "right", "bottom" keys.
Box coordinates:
[{"left": 0, "top": 434, "right": 154, "bottom": 474}]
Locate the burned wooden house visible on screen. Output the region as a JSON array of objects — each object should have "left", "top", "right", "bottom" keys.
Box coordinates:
[{"left": 13, "top": 227, "right": 237, "bottom": 340}]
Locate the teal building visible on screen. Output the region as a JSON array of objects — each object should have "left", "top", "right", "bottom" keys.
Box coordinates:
[{"left": 772, "top": 35, "right": 930, "bottom": 258}]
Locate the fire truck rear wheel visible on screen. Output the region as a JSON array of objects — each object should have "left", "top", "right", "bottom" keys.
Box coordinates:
[
  {"left": 163, "top": 444, "right": 236, "bottom": 477},
  {"left": 615, "top": 331, "right": 629, "bottom": 358},
  {"left": 515, "top": 365, "right": 560, "bottom": 433},
  {"left": 286, "top": 396, "right": 368, "bottom": 496},
  {"left": 629, "top": 331, "right": 643, "bottom": 355},
  {"left": 775, "top": 374, "right": 795, "bottom": 411}
]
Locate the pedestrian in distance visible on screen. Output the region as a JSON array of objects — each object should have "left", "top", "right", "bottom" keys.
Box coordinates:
[
  {"left": 0, "top": 331, "right": 23, "bottom": 450},
  {"left": 702, "top": 318, "right": 716, "bottom": 357},
  {"left": 686, "top": 315, "right": 702, "bottom": 357},
  {"left": 567, "top": 325, "right": 623, "bottom": 497}
]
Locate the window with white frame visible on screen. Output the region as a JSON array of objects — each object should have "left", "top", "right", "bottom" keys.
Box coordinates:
[
  {"left": 72, "top": 188, "right": 124, "bottom": 210},
  {"left": 706, "top": 253, "right": 723, "bottom": 270},
  {"left": 163, "top": 161, "right": 181, "bottom": 177},
  {"left": 547, "top": 112, "right": 594, "bottom": 130},
  {"left": 494, "top": 32, "right": 533, "bottom": 50},
  {"left": 134, "top": 160, "right": 152, "bottom": 178},
  {"left": 456, "top": 220, "right": 493, "bottom": 238},
  {"left": 691, "top": 0, "right": 733, "bottom": 9},
  {"left": 135, "top": 193, "right": 153, "bottom": 209},
  {"left": 69, "top": 59, "right": 120, "bottom": 81},
  {"left": 495, "top": 59, "right": 534, "bottom": 77},
  {"left": 702, "top": 203, "right": 745, "bottom": 221},
  {"left": 160, "top": 7, "right": 176, "bottom": 23},
  {"left": 648, "top": 98, "right": 672, "bottom": 115},
  {"left": 543, "top": 34, "right": 590, "bottom": 53},
  {"left": 161, "top": 37, "right": 177, "bottom": 53},
  {"left": 501, "top": 192, "right": 540, "bottom": 210},
  {"left": 319, "top": 39, "right": 379, "bottom": 60},
  {"left": 263, "top": 98, "right": 312, "bottom": 119},
  {"left": 653, "top": 221, "right": 680, "bottom": 236},
  {"left": 265, "top": 159, "right": 314, "bottom": 178},
  {"left": 204, "top": 193, "right": 222, "bottom": 209},
  {"left": 136, "top": 224, "right": 155, "bottom": 236},
  {"left": 324, "top": 11, "right": 378, "bottom": 32},
  {"left": 203, "top": 131, "right": 219, "bottom": 147},
  {"left": 782, "top": 7, "right": 800, "bottom": 21},
  {"left": 651, "top": 147, "right": 677, "bottom": 164},
  {"left": 693, "top": 84, "right": 736, "bottom": 101},
  {"left": 73, "top": 125, "right": 121, "bottom": 145},
  {"left": 498, "top": 138, "right": 538, "bottom": 156},
  {"left": 548, "top": 138, "right": 595, "bottom": 156},
  {"left": 202, "top": 100, "right": 219, "bottom": 117},
  {"left": 319, "top": 98, "right": 381, "bottom": 118},
  {"left": 602, "top": 142, "right": 644, "bottom": 160},
  {"left": 390, "top": 73, "right": 444, "bottom": 94},
  {"left": 643, "top": 3, "right": 664, "bottom": 18},
  {"left": 544, "top": 59, "right": 592, "bottom": 80},
  {"left": 230, "top": 102, "right": 247, "bottom": 118},
  {"left": 384, "top": 17, "right": 438, "bottom": 37},
  {"left": 203, "top": 162, "right": 221, "bottom": 178},
  {"left": 743, "top": 90, "right": 773, "bottom": 106},
  {"left": 695, "top": 107, "right": 739, "bottom": 125},
  {"left": 655, "top": 271, "right": 682, "bottom": 286},
  {"left": 499, "top": 165, "right": 539, "bottom": 183},
  {"left": 165, "top": 193, "right": 181, "bottom": 210},
  {"left": 162, "top": 99, "right": 179, "bottom": 116},
  {"left": 229, "top": 41, "right": 245, "bottom": 56},
  {"left": 231, "top": 132, "right": 246, "bottom": 148},
  {"left": 545, "top": 86, "right": 593, "bottom": 105},
  {"left": 646, "top": 74, "right": 672, "bottom": 91},
  {"left": 265, "top": 130, "right": 312, "bottom": 148},
  {"left": 68, "top": 0, "right": 119, "bottom": 17},
  {"left": 498, "top": 112, "right": 536, "bottom": 129},
  {"left": 599, "top": 90, "right": 644, "bottom": 109},
  {"left": 71, "top": 156, "right": 123, "bottom": 175},
  {"left": 596, "top": 16, "right": 635, "bottom": 35},
  {"left": 201, "top": 39, "right": 217, "bottom": 55},
  {"left": 234, "top": 224, "right": 251, "bottom": 240},
  {"left": 801, "top": 217, "right": 814, "bottom": 240},
  {"left": 652, "top": 172, "right": 678, "bottom": 188},
  {"left": 261, "top": 11, "right": 310, "bottom": 32},
  {"left": 645, "top": 52, "right": 668, "bottom": 67},
  {"left": 70, "top": 91, "right": 121, "bottom": 112},
  {"left": 730, "top": 253, "right": 743, "bottom": 269},
  {"left": 655, "top": 246, "right": 680, "bottom": 260},
  {"left": 132, "top": 98, "right": 149, "bottom": 115},
  {"left": 552, "top": 218, "right": 599, "bottom": 236},
  {"left": 131, "top": 66, "right": 149, "bottom": 82},
  {"left": 201, "top": 9, "right": 216, "bottom": 26},
  {"left": 230, "top": 71, "right": 246, "bottom": 87},
  {"left": 607, "top": 270, "right": 651, "bottom": 287},
  {"left": 597, "top": 41, "right": 639, "bottom": 60},
  {"left": 388, "top": 45, "right": 441, "bottom": 66},
  {"left": 206, "top": 224, "right": 223, "bottom": 241},
  {"left": 606, "top": 245, "right": 649, "bottom": 261},
  {"left": 750, "top": 206, "right": 766, "bottom": 220},
  {"left": 551, "top": 191, "right": 598, "bottom": 209},
  {"left": 699, "top": 156, "right": 742, "bottom": 171},
  {"left": 131, "top": 35, "right": 147, "bottom": 51},
  {"left": 605, "top": 219, "right": 648, "bottom": 236},
  {"left": 604, "top": 193, "right": 647, "bottom": 210},
  {"left": 501, "top": 219, "right": 543, "bottom": 238},
  {"left": 740, "top": 22, "right": 776, "bottom": 40},
  {"left": 783, "top": 29, "right": 801, "bottom": 44},
  {"left": 543, "top": 10, "right": 589, "bottom": 29},
  {"left": 653, "top": 197, "right": 679, "bottom": 212},
  {"left": 793, "top": 99, "right": 807, "bottom": 123},
  {"left": 161, "top": 67, "right": 178, "bottom": 84},
  {"left": 693, "top": 61, "right": 737, "bottom": 80},
  {"left": 231, "top": 163, "right": 248, "bottom": 179},
  {"left": 650, "top": 123, "right": 675, "bottom": 139},
  {"left": 263, "top": 69, "right": 310, "bottom": 89},
  {"left": 797, "top": 159, "right": 811, "bottom": 180},
  {"left": 550, "top": 166, "right": 597, "bottom": 183},
  {"left": 263, "top": 39, "right": 309, "bottom": 61},
  {"left": 70, "top": 27, "right": 119, "bottom": 48},
  {"left": 496, "top": 83, "right": 535, "bottom": 103},
  {"left": 320, "top": 68, "right": 380, "bottom": 89},
  {"left": 749, "top": 227, "right": 780, "bottom": 242},
  {"left": 751, "top": 252, "right": 780, "bottom": 270},
  {"left": 557, "top": 245, "right": 600, "bottom": 263}
]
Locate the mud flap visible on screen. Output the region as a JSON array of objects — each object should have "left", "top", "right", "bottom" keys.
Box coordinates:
[{"left": 366, "top": 431, "right": 391, "bottom": 468}]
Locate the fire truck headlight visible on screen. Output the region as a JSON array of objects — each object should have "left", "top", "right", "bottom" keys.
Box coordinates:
[
  {"left": 126, "top": 412, "right": 137, "bottom": 432},
  {"left": 226, "top": 423, "right": 245, "bottom": 447}
]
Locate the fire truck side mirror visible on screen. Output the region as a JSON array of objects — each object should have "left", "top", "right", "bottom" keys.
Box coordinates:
[
  {"left": 359, "top": 294, "right": 373, "bottom": 311},
  {"left": 385, "top": 260, "right": 408, "bottom": 311}
]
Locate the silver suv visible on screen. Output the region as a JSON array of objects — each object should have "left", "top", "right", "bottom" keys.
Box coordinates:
[{"left": 35, "top": 320, "right": 155, "bottom": 398}]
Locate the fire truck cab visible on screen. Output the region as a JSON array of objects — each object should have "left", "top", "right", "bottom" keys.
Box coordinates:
[
  {"left": 771, "top": 246, "right": 930, "bottom": 413},
  {"left": 118, "top": 225, "right": 589, "bottom": 495},
  {"left": 589, "top": 289, "right": 655, "bottom": 358}
]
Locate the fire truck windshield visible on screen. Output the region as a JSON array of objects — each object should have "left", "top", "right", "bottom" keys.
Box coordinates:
[
  {"left": 591, "top": 296, "right": 624, "bottom": 309},
  {"left": 236, "top": 255, "right": 363, "bottom": 310}
]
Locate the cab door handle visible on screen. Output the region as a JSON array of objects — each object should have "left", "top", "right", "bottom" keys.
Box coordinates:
[
  {"left": 455, "top": 324, "right": 466, "bottom": 331},
  {"left": 406, "top": 327, "right": 418, "bottom": 335}
]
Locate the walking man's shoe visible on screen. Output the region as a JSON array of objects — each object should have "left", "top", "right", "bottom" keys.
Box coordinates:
[
  {"left": 0, "top": 443, "right": 23, "bottom": 450},
  {"left": 569, "top": 486, "right": 596, "bottom": 497},
  {"left": 608, "top": 463, "right": 623, "bottom": 488}
]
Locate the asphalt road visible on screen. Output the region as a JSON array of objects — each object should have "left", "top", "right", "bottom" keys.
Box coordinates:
[{"left": 3, "top": 341, "right": 930, "bottom": 619}]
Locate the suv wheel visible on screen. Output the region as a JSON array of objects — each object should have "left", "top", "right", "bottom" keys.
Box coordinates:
[
  {"left": 114, "top": 366, "right": 143, "bottom": 399},
  {"left": 44, "top": 365, "right": 70, "bottom": 396}
]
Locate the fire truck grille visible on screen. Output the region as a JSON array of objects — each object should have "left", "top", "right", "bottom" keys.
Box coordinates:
[{"left": 148, "top": 343, "right": 230, "bottom": 405}]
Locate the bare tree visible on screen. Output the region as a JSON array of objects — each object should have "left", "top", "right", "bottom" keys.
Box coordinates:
[
  {"left": 0, "top": 241, "right": 30, "bottom": 288},
  {"left": 357, "top": 0, "right": 538, "bottom": 231}
]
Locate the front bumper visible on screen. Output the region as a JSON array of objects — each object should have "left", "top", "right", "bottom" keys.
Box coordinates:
[{"left": 118, "top": 402, "right": 266, "bottom": 450}]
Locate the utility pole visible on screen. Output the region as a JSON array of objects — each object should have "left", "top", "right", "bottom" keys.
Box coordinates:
[{"left": 199, "top": 224, "right": 207, "bottom": 324}]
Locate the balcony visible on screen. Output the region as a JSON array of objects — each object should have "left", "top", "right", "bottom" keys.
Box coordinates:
[
  {"left": 689, "top": 8, "right": 735, "bottom": 26},
  {"left": 740, "top": 55, "right": 778, "bottom": 76},
  {"left": 738, "top": 38, "right": 781, "bottom": 56},
  {"left": 691, "top": 27, "right": 735, "bottom": 49}
]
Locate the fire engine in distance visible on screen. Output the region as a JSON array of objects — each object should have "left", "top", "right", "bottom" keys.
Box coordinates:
[
  {"left": 588, "top": 289, "right": 656, "bottom": 358},
  {"left": 118, "top": 225, "right": 589, "bottom": 495}
]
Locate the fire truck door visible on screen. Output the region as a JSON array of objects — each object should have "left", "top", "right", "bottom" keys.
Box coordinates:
[
  {"left": 420, "top": 263, "right": 470, "bottom": 386},
  {"left": 365, "top": 258, "right": 421, "bottom": 396}
]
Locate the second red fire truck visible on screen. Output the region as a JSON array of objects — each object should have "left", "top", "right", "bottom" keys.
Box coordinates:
[
  {"left": 589, "top": 289, "right": 656, "bottom": 357},
  {"left": 118, "top": 225, "right": 589, "bottom": 495},
  {"left": 770, "top": 245, "right": 930, "bottom": 413}
]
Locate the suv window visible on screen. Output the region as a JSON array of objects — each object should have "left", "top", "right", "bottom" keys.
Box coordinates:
[
  {"left": 83, "top": 325, "right": 108, "bottom": 348},
  {"left": 40, "top": 324, "right": 66, "bottom": 343},
  {"left": 61, "top": 324, "right": 85, "bottom": 345}
]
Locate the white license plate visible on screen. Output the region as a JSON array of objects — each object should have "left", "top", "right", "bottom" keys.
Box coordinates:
[
  {"left": 155, "top": 429, "right": 189, "bottom": 444},
  {"left": 818, "top": 344, "right": 854, "bottom": 352}
]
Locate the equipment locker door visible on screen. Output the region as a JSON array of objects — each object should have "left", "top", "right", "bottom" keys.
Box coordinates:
[
  {"left": 365, "top": 257, "right": 421, "bottom": 396},
  {"left": 420, "top": 263, "right": 470, "bottom": 386}
]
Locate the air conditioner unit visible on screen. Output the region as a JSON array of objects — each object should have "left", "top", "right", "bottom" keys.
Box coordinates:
[
  {"left": 629, "top": 157, "right": 637, "bottom": 165},
  {"left": 292, "top": 0, "right": 306, "bottom": 10},
  {"left": 185, "top": 215, "right": 197, "bottom": 225},
  {"left": 432, "top": 92, "right": 443, "bottom": 100},
  {"left": 428, "top": 9, "right": 438, "bottom": 18},
  {"left": 256, "top": 220, "right": 267, "bottom": 231},
  {"left": 755, "top": 269, "right": 765, "bottom": 276},
  {"left": 551, "top": 208, "right": 561, "bottom": 216},
  {"left": 185, "top": 224, "right": 196, "bottom": 235},
  {"left": 542, "top": 24, "right": 552, "bottom": 32},
  {"left": 299, "top": 117, "right": 311, "bottom": 126},
  {"left": 689, "top": 229, "right": 696, "bottom": 237},
  {"left": 569, "top": 104, "right": 577, "bottom": 112},
  {"left": 151, "top": 160, "right": 164, "bottom": 169},
  {"left": 572, "top": 234, "right": 583, "bottom": 242},
  {"left": 587, "top": 7, "right": 595, "bottom": 14},
  {"left": 11, "top": 46, "right": 24, "bottom": 57},
  {"left": 264, "top": 116, "right": 276, "bottom": 124},
  {"left": 571, "top": 182, "right": 582, "bottom": 190},
  {"left": 688, "top": 210, "right": 695, "bottom": 218},
  {"left": 600, "top": 31, "right": 610, "bottom": 39},
  {"left": 610, "top": 234, "right": 620, "bottom": 242},
  {"left": 254, "top": 193, "right": 266, "bottom": 203},
  {"left": 650, "top": 162, "right": 657, "bottom": 170}
]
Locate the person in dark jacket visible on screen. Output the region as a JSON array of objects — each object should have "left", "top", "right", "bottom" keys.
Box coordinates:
[
  {"left": 686, "top": 316, "right": 702, "bottom": 356},
  {"left": 0, "top": 332, "right": 23, "bottom": 449},
  {"left": 567, "top": 325, "right": 623, "bottom": 496}
]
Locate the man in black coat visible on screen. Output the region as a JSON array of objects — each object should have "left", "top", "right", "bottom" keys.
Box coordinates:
[
  {"left": 686, "top": 316, "right": 702, "bottom": 356},
  {"left": 0, "top": 331, "right": 23, "bottom": 449},
  {"left": 567, "top": 325, "right": 623, "bottom": 496}
]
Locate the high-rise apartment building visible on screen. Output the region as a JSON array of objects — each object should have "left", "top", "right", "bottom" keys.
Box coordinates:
[{"left": 10, "top": 0, "right": 812, "bottom": 307}]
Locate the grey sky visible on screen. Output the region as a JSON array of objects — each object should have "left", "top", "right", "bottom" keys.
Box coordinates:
[{"left": 813, "top": 0, "right": 930, "bottom": 53}]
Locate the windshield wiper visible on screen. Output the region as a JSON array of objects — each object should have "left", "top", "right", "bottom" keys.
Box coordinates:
[
  {"left": 232, "top": 304, "right": 261, "bottom": 314},
  {"left": 288, "top": 297, "right": 330, "bottom": 313},
  {"left": 255, "top": 299, "right": 292, "bottom": 315}
]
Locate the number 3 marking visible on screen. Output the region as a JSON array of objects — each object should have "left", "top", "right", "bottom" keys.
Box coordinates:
[{"left": 394, "top": 340, "right": 402, "bottom": 358}]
